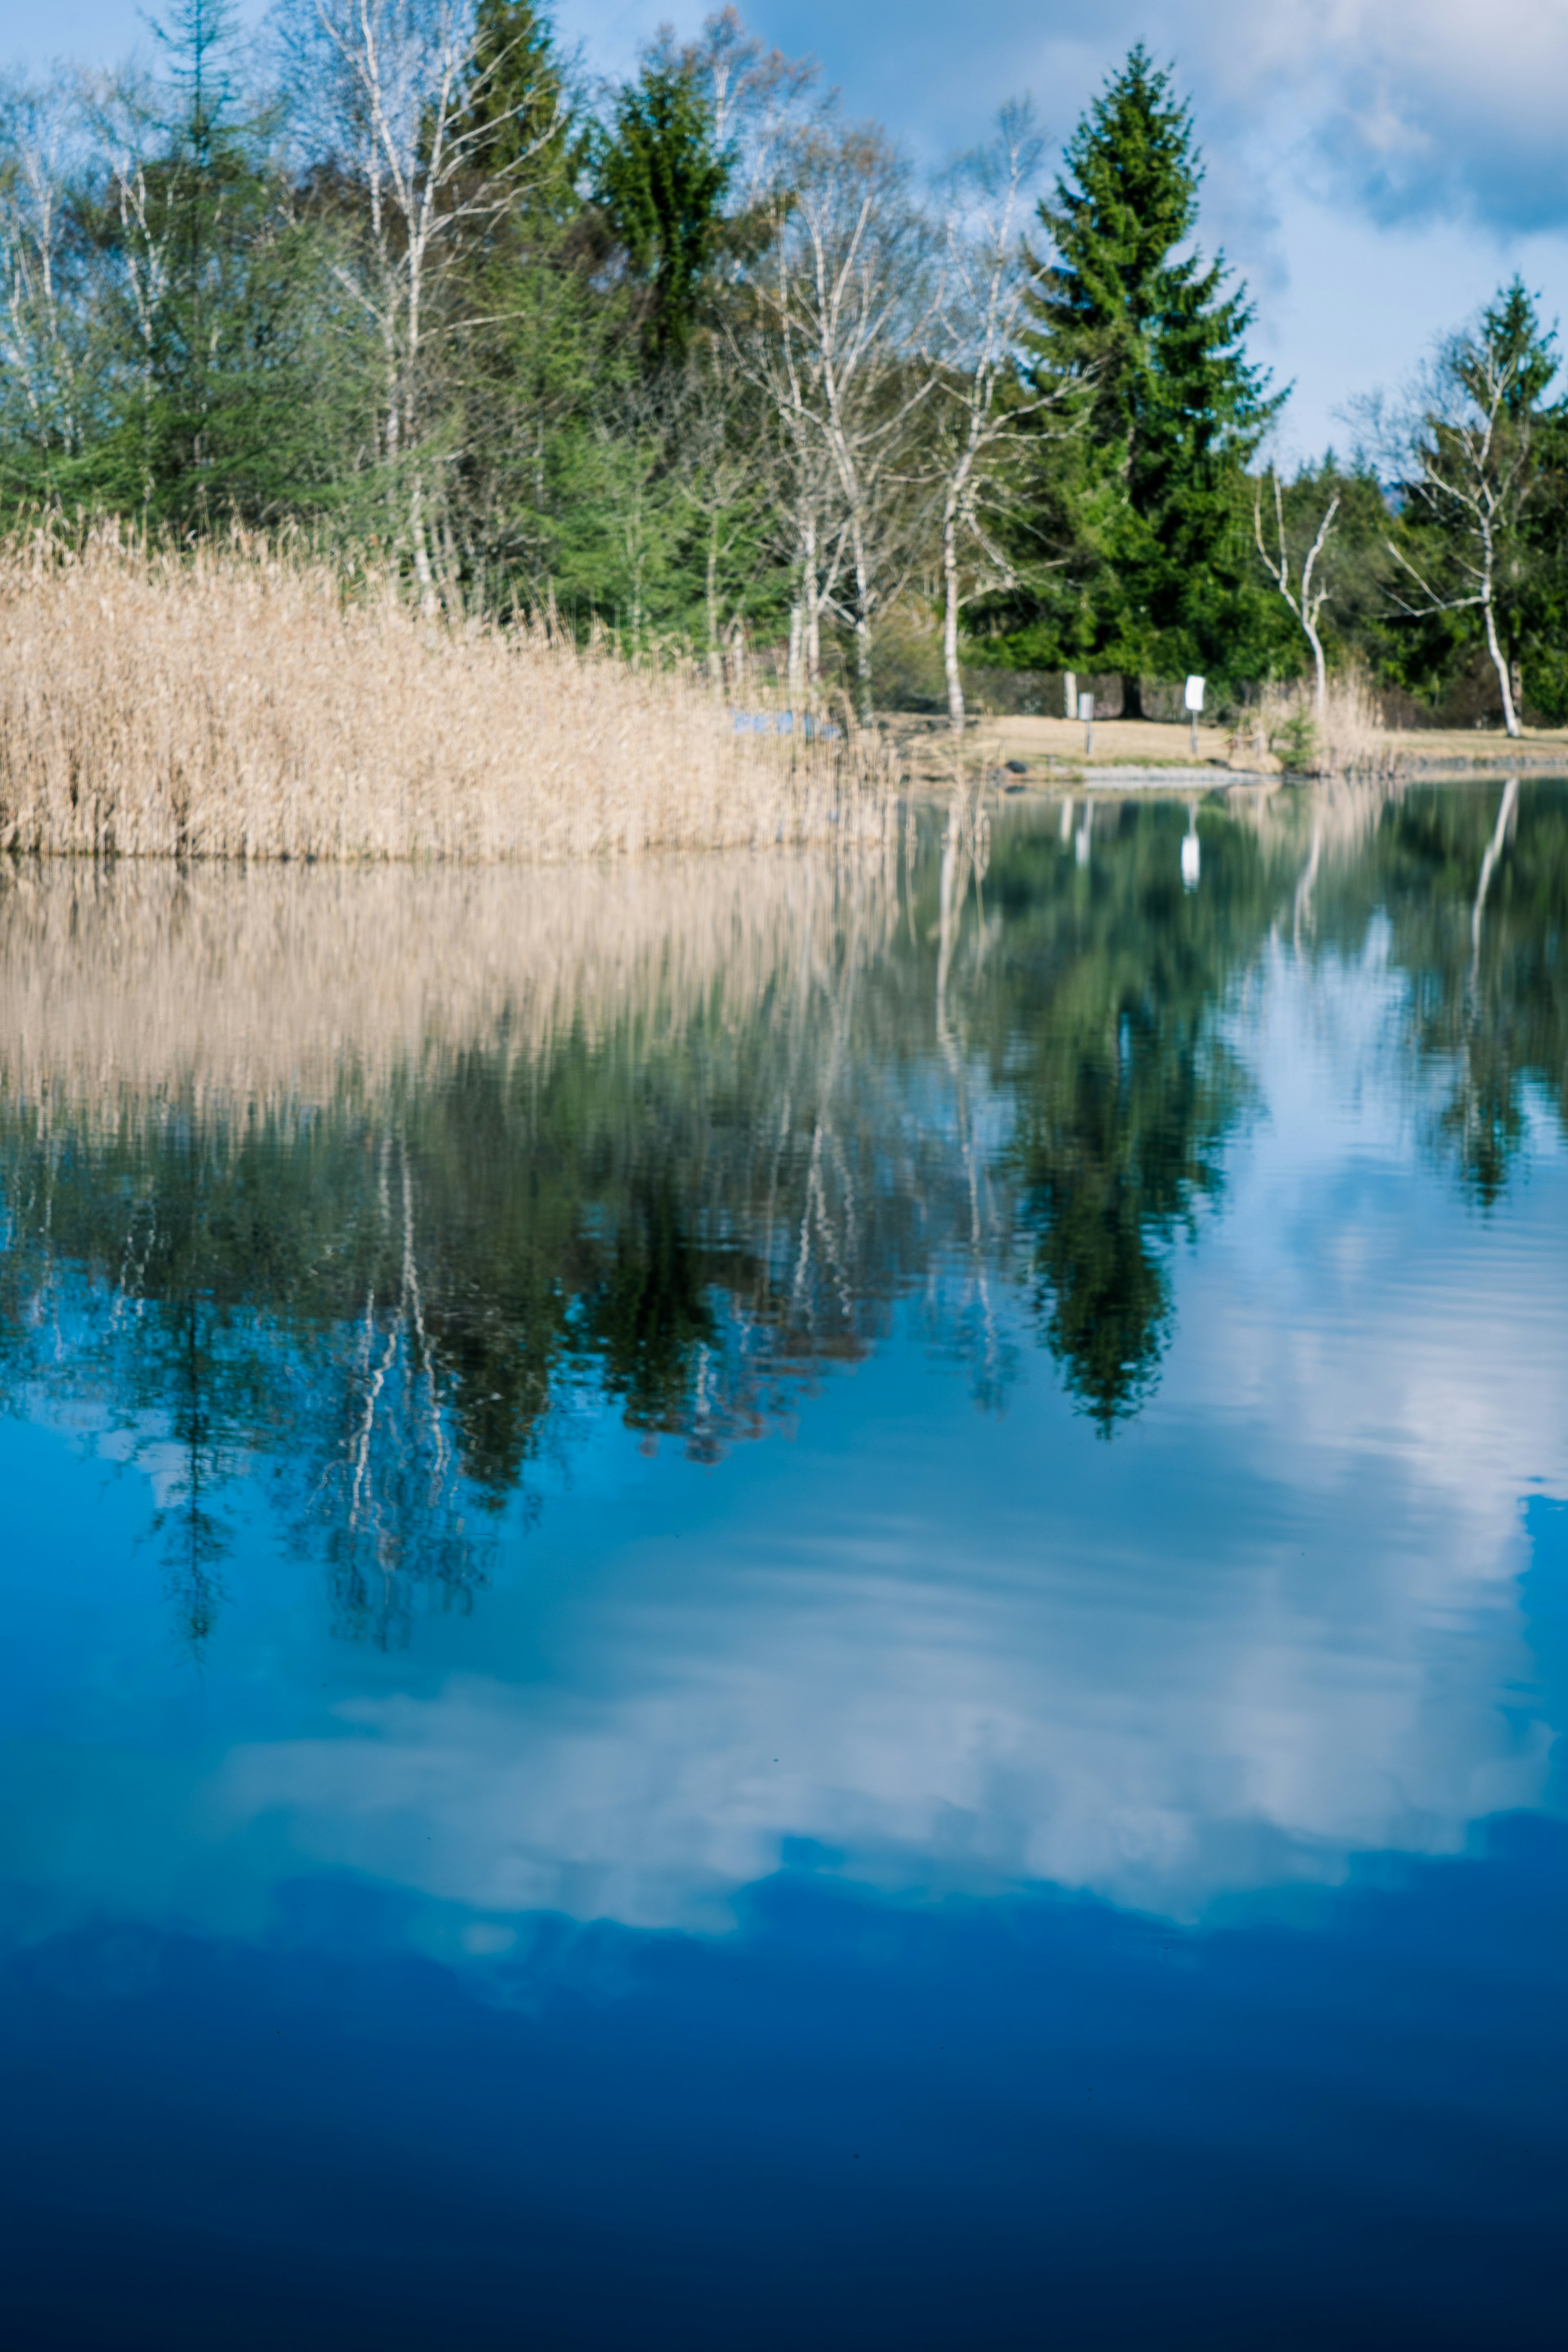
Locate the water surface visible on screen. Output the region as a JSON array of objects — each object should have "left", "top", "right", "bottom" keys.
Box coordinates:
[{"left": 3, "top": 780, "right": 1566, "bottom": 2346}]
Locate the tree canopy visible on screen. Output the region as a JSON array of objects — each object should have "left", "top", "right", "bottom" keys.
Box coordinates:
[{"left": 0, "top": 12, "right": 1562, "bottom": 721}]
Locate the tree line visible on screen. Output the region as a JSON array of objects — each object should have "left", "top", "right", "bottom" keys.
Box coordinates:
[{"left": 2, "top": 3, "right": 1566, "bottom": 729}]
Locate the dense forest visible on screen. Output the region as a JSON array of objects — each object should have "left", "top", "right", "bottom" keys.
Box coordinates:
[{"left": 2, "top": 0, "right": 1566, "bottom": 728}]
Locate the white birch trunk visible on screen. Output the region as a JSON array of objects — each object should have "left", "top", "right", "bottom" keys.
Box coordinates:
[{"left": 942, "top": 503, "right": 964, "bottom": 733}]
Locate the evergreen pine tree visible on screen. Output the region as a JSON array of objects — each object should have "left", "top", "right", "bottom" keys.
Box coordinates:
[
  {"left": 459, "top": 0, "right": 576, "bottom": 203},
  {"left": 596, "top": 56, "right": 731, "bottom": 368},
  {"left": 80, "top": 0, "right": 331, "bottom": 523},
  {"left": 1020, "top": 46, "right": 1280, "bottom": 706}
]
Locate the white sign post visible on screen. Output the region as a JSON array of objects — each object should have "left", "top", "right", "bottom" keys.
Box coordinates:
[
  {"left": 1078, "top": 690, "right": 1095, "bottom": 757},
  {"left": 1184, "top": 674, "right": 1205, "bottom": 756}
]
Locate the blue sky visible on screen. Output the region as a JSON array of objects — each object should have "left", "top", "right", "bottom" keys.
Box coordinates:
[{"left": 12, "top": 0, "right": 1568, "bottom": 458}]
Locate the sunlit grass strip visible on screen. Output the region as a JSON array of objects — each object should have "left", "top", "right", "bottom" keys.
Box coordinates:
[{"left": 0, "top": 520, "right": 897, "bottom": 862}]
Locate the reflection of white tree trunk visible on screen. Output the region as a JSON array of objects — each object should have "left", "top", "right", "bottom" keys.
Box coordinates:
[
  {"left": 1075, "top": 800, "right": 1094, "bottom": 869},
  {"left": 335, "top": 1136, "right": 470, "bottom": 1636},
  {"left": 1292, "top": 815, "right": 1323, "bottom": 950},
  {"left": 935, "top": 786, "right": 1002, "bottom": 1394},
  {"left": 788, "top": 900, "right": 864, "bottom": 1330},
  {"left": 1470, "top": 774, "right": 1519, "bottom": 997}
]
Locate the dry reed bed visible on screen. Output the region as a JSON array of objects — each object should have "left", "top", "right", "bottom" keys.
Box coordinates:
[
  {"left": 0, "top": 850, "right": 899, "bottom": 1134},
  {"left": 1248, "top": 673, "right": 1404, "bottom": 778},
  {"left": 0, "top": 524, "right": 896, "bottom": 860}
]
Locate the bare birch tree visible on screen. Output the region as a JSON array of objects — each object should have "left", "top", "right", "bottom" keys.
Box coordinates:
[
  {"left": 74, "top": 74, "right": 185, "bottom": 484},
  {"left": 669, "top": 349, "right": 775, "bottom": 681},
  {"left": 0, "top": 77, "right": 89, "bottom": 463},
  {"left": 740, "top": 119, "right": 940, "bottom": 719},
  {"left": 1379, "top": 285, "right": 1559, "bottom": 739},
  {"left": 677, "top": 5, "right": 817, "bottom": 205},
  {"left": 279, "top": 0, "right": 561, "bottom": 612},
  {"left": 1254, "top": 469, "right": 1340, "bottom": 715},
  {"left": 927, "top": 102, "right": 1057, "bottom": 734}
]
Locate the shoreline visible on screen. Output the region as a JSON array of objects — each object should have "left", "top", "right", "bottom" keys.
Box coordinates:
[{"left": 977, "top": 757, "right": 1568, "bottom": 793}]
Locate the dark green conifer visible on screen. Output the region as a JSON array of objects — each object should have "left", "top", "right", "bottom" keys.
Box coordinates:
[
  {"left": 1019, "top": 45, "right": 1281, "bottom": 704},
  {"left": 459, "top": 0, "right": 576, "bottom": 203},
  {"left": 596, "top": 58, "right": 731, "bottom": 368}
]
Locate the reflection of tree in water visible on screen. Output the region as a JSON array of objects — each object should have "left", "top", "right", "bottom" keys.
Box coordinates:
[
  {"left": 0, "top": 1125, "right": 275, "bottom": 1650},
  {"left": 1447, "top": 778, "right": 1525, "bottom": 1203},
  {"left": 9, "top": 781, "right": 1562, "bottom": 1642},
  {"left": 148, "top": 1301, "right": 236, "bottom": 1653},
  {"left": 0, "top": 807, "right": 1292, "bottom": 1632},
  {"left": 966, "top": 797, "right": 1266, "bottom": 1430},
  {"left": 290, "top": 1139, "right": 496, "bottom": 1647},
  {"left": 586, "top": 1173, "right": 717, "bottom": 1439},
  {"left": 1320, "top": 778, "right": 1568, "bottom": 1208},
  {"left": 0, "top": 1108, "right": 495, "bottom": 1651},
  {"left": 0, "top": 862, "right": 940, "bottom": 1639}
]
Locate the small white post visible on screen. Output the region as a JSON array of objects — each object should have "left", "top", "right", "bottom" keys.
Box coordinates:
[
  {"left": 1184, "top": 674, "right": 1205, "bottom": 757},
  {"left": 1079, "top": 690, "right": 1094, "bottom": 758}
]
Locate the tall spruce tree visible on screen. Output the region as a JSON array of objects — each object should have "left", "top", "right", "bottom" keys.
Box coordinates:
[
  {"left": 596, "top": 54, "right": 732, "bottom": 368},
  {"left": 459, "top": 0, "right": 575, "bottom": 200},
  {"left": 81, "top": 0, "right": 333, "bottom": 523},
  {"left": 1019, "top": 47, "right": 1280, "bottom": 708}
]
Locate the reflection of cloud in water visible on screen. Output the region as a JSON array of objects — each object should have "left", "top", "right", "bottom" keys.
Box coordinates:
[{"left": 216, "top": 1492, "right": 1544, "bottom": 1937}]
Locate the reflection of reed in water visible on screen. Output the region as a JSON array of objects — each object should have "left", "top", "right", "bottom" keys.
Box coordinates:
[
  {"left": 1225, "top": 772, "right": 1406, "bottom": 936},
  {"left": 0, "top": 849, "right": 899, "bottom": 1128},
  {"left": 0, "top": 847, "right": 970, "bottom": 1645},
  {"left": 18, "top": 784, "right": 1514, "bottom": 1644}
]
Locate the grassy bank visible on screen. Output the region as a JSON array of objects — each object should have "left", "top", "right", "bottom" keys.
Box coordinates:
[
  {"left": 0, "top": 524, "right": 895, "bottom": 862},
  {"left": 910, "top": 676, "right": 1568, "bottom": 785}
]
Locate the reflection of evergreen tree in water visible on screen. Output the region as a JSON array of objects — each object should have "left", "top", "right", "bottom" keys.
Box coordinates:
[
  {"left": 969, "top": 799, "right": 1268, "bottom": 1429},
  {"left": 0, "top": 806, "right": 1291, "bottom": 1627},
  {"left": 149, "top": 1299, "right": 234, "bottom": 1653},
  {"left": 584, "top": 1171, "right": 716, "bottom": 1437},
  {"left": 0, "top": 1106, "right": 497, "bottom": 1650},
  {"left": 0, "top": 883, "right": 947, "bottom": 1635},
  {"left": 0, "top": 1119, "right": 275, "bottom": 1645}
]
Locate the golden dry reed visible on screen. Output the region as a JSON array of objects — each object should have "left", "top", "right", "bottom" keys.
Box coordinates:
[
  {"left": 0, "top": 520, "right": 897, "bottom": 861},
  {"left": 1254, "top": 670, "right": 1401, "bottom": 778}
]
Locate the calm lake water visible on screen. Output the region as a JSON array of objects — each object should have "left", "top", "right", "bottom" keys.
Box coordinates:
[{"left": 3, "top": 779, "right": 1566, "bottom": 2348}]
